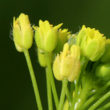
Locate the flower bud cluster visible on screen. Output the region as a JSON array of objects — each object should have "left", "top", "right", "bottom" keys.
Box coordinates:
[
  {"left": 34, "top": 20, "right": 67, "bottom": 67},
  {"left": 12, "top": 13, "right": 110, "bottom": 83},
  {"left": 76, "top": 25, "right": 110, "bottom": 83}
]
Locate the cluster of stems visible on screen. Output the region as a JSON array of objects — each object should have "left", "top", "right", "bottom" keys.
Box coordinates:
[{"left": 23, "top": 49, "right": 110, "bottom": 110}]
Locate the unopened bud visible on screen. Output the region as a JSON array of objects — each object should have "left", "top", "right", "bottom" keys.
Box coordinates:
[
  {"left": 34, "top": 20, "right": 63, "bottom": 52},
  {"left": 13, "top": 13, "right": 33, "bottom": 52},
  {"left": 53, "top": 43, "right": 80, "bottom": 82},
  {"left": 95, "top": 63, "right": 110, "bottom": 82},
  {"left": 77, "top": 25, "right": 106, "bottom": 61}
]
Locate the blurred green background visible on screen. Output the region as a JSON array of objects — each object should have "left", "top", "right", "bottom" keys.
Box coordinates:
[{"left": 0, "top": 0, "right": 110, "bottom": 110}]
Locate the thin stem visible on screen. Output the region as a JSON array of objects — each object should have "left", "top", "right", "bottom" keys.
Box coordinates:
[
  {"left": 46, "top": 68, "right": 53, "bottom": 110},
  {"left": 58, "top": 79, "right": 68, "bottom": 110},
  {"left": 97, "top": 102, "right": 110, "bottom": 110},
  {"left": 45, "top": 52, "right": 59, "bottom": 109},
  {"left": 80, "top": 81, "right": 110, "bottom": 110},
  {"left": 23, "top": 49, "right": 43, "bottom": 110},
  {"left": 88, "top": 91, "right": 110, "bottom": 110}
]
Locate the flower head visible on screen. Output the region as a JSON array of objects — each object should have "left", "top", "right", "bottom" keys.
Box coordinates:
[
  {"left": 34, "top": 20, "right": 63, "bottom": 52},
  {"left": 13, "top": 13, "right": 33, "bottom": 52},
  {"left": 77, "top": 25, "right": 106, "bottom": 61},
  {"left": 53, "top": 43, "right": 80, "bottom": 82}
]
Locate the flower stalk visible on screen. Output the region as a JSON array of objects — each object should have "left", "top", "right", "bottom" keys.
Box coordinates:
[
  {"left": 80, "top": 81, "right": 110, "bottom": 110},
  {"left": 46, "top": 68, "right": 53, "bottom": 110},
  {"left": 24, "top": 49, "right": 43, "bottom": 110},
  {"left": 45, "top": 52, "right": 59, "bottom": 109},
  {"left": 58, "top": 79, "right": 68, "bottom": 110},
  {"left": 88, "top": 91, "right": 110, "bottom": 110}
]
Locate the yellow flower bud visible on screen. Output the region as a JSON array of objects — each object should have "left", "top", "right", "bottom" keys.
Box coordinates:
[
  {"left": 77, "top": 25, "right": 106, "bottom": 61},
  {"left": 34, "top": 20, "right": 63, "bottom": 52},
  {"left": 38, "top": 49, "right": 54, "bottom": 67},
  {"left": 13, "top": 13, "right": 33, "bottom": 52},
  {"left": 53, "top": 29, "right": 70, "bottom": 53},
  {"left": 53, "top": 43, "right": 80, "bottom": 82},
  {"left": 101, "top": 39, "right": 110, "bottom": 63},
  {"left": 95, "top": 63, "right": 110, "bottom": 82}
]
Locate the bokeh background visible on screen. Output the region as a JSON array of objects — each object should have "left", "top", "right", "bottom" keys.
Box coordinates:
[{"left": 0, "top": 0, "right": 110, "bottom": 110}]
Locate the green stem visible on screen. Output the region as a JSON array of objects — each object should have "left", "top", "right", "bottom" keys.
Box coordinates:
[
  {"left": 45, "top": 52, "right": 59, "bottom": 109},
  {"left": 23, "top": 49, "right": 43, "bottom": 110},
  {"left": 81, "top": 81, "right": 110, "bottom": 110},
  {"left": 46, "top": 68, "right": 53, "bottom": 110},
  {"left": 58, "top": 79, "right": 68, "bottom": 110},
  {"left": 97, "top": 102, "right": 110, "bottom": 110},
  {"left": 88, "top": 91, "right": 110, "bottom": 110}
]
